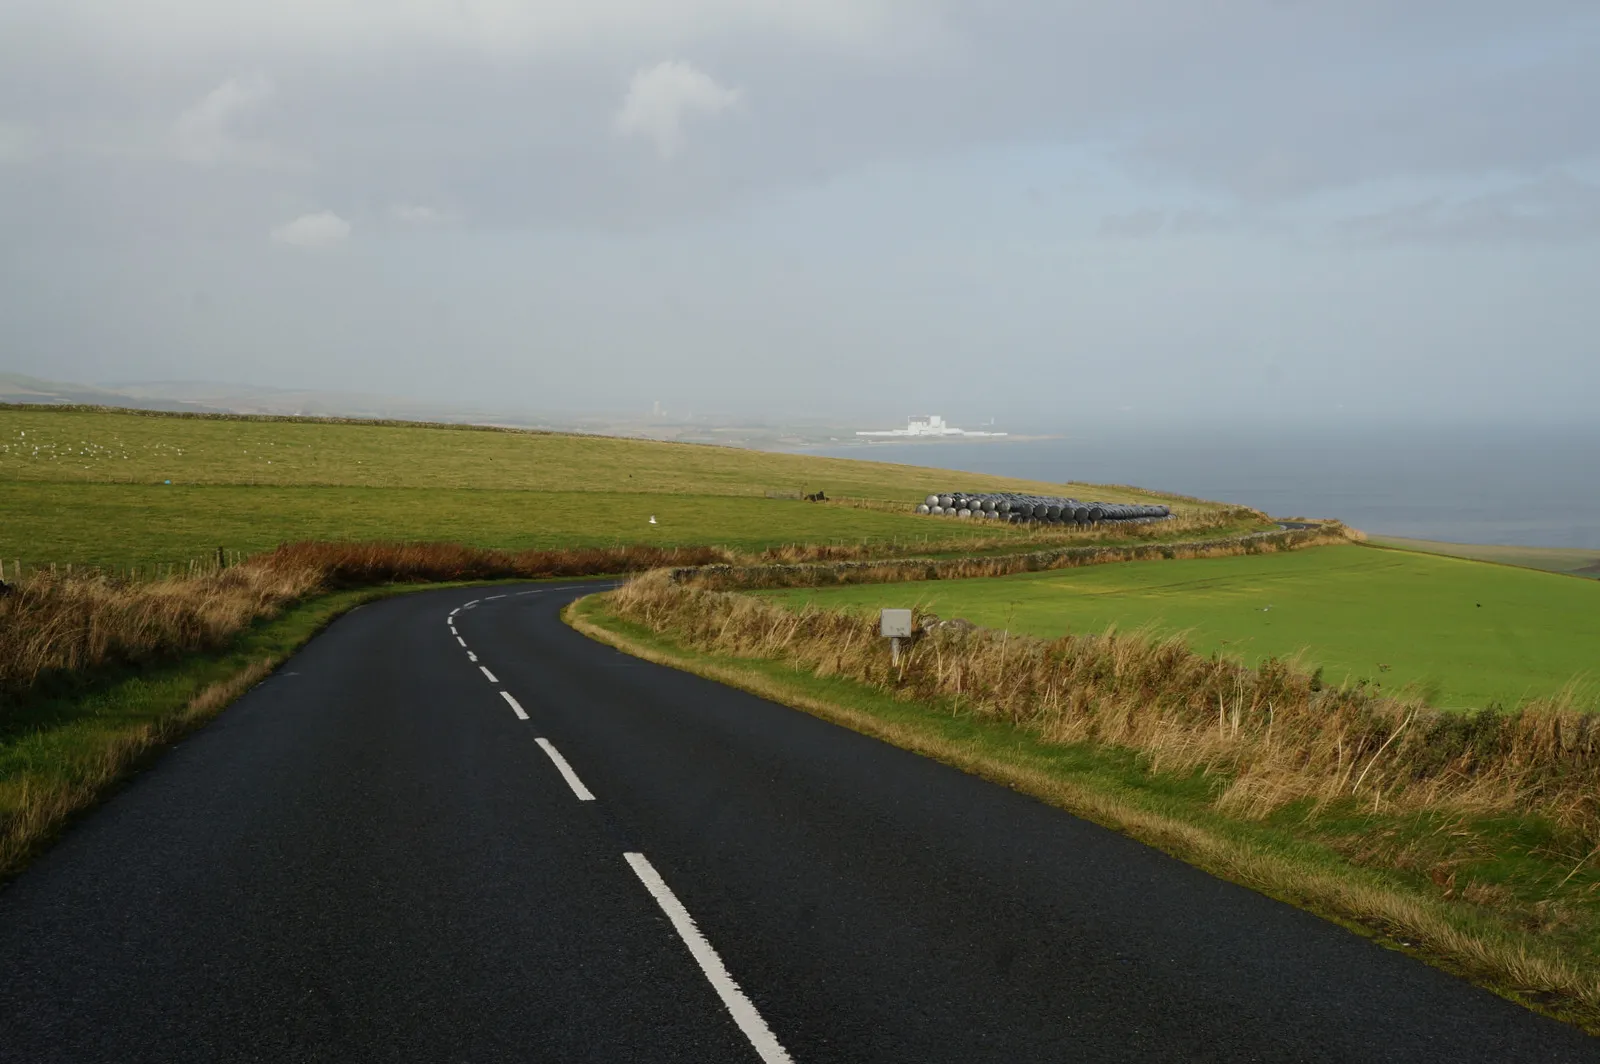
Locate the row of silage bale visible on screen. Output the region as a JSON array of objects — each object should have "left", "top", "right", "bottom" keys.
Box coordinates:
[{"left": 914, "top": 492, "right": 1171, "bottom": 525}]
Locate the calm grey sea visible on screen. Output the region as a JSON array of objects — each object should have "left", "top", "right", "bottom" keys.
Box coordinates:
[{"left": 810, "top": 426, "right": 1600, "bottom": 549}]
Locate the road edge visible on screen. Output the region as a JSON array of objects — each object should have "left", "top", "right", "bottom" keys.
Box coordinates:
[
  {"left": 1, "top": 578, "right": 555, "bottom": 884},
  {"left": 564, "top": 591, "right": 1600, "bottom": 1037}
]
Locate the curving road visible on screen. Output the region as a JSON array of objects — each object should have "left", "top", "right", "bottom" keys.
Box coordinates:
[{"left": 1, "top": 582, "right": 1595, "bottom": 1062}]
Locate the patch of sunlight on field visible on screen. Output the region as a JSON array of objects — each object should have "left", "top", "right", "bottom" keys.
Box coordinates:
[{"left": 765, "top": 544, "right": 1600, "bottom": 711}]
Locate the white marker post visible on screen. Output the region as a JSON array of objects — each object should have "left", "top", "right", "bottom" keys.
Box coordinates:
[{"left": 880, "top": 608, "right": 913, "bottom": 667}]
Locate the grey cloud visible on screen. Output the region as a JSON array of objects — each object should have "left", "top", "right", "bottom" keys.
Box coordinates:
[
  {"left": 4, "top": 1, "right": 1596, "bottom": 238},
  {"left": 1344, "top": 173, "right": 1600, "bottom": 245},
  {"left": 270, "top": 210, "right": 352, "bottom": 248},
  {"left": 1099, "top": 210, "right": 1168, "bottom": 239},
  {"left": 1098, "top": 208, "right": 1251, "bottom": 240},
  {"left": 2, "top": 0, "right": 1598, "bottom": 430}
]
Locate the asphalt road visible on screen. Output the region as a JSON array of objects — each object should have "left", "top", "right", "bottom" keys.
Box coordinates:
[{"left": 2, "top": 582, "right": 1596, "bottom": 1063}]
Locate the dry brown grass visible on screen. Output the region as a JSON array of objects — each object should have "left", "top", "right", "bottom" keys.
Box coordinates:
[
  {"left": 683, "top": 521, "right": 1355, "bottom": 590},
  {"left": 755, "top": 505, "right": 1264, "bottom": 564},
  {"left": 2, "top": 519, "right": 1297, "bottom": 711},
  {"left": 259, "top": 540, "right": 732, "bottom": 587},
  {"left": 609, "top": 573, "right": 1600, "bottom": 847},
  {"left": 0, "top": 565, "right": 323, "bottom": 698}
]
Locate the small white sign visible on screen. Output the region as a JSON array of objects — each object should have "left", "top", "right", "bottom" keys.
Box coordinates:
[{"left": 879, "top": 608, "right": 913, "bottom": 639}]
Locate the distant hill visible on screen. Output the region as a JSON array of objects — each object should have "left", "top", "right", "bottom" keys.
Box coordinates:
[
  {"left": 0, "top": 373, "right": 523, "bottom": 422},
  {"left": 0, "top": 373, "right": 874, "bottom": 448},
  {"left": 0, "top": 373, "right": 228, "bottom": 414},
  {"left": 1368, "top": 535, "right": 1600, "bottom": 580}
]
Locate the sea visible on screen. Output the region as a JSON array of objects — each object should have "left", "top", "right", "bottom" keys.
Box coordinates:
[{"left": 810, "top": 425, "right": 1600, "bottom": 550}]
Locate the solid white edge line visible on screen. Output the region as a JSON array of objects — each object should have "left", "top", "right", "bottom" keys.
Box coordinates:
[
  {"left": 500, "top": 691, "right": 529, "bottom": 720},
  {"left": 457, "top": 636, "right": 467, "bottom": 647},
  {"left": 534, "top": 737, "right": 596, "bottom": 802},
  {"left": 624, "top": 853, "right": 793, "bottom": 1064},
  {"left": 479, "top": 665, "right": 499, "bottom": 683}
]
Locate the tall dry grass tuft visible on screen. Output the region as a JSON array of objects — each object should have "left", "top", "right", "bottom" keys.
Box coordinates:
[
  {"left": 609, "top": 573, "right": 1600, "bottom": 846},
  {"left": 0, "top": 564, "right": 323, "bottom": 700}
]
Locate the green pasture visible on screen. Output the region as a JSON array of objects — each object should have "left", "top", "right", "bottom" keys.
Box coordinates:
[
  {"left": 0, "top": 481, "right": 1039, "bottom": 570},
  {"left": 0, "top": 406, "right": 1191, "bottom": 504},
  {"left": 763, "top": 544, "right": 1600, "bottom": 710},
  {"left": 0, "top": 406, "right": 1223, "bottom": 567}
]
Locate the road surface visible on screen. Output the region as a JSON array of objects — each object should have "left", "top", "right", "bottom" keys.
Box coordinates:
[{"left": 1, "top": 582, "right": 1595, "bottom": 1062}]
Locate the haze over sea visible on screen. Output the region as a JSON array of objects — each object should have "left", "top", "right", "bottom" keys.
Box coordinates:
[{"left": 813, "top": 426, "right": 1600, "bottom": 550}]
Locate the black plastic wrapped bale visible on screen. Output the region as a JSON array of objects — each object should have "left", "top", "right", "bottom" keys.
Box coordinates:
[{"left": 916, "top": 489, "right": 1173, "bottom": 524}]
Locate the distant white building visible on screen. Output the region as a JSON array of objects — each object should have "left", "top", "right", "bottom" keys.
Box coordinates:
[{"left": 856, "top": 415, "right": 1006, "bottom": 438}]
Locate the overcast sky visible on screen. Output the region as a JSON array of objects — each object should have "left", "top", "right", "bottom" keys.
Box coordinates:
[{"left": 1, "top": 2, "right": 1596, "bottom": 429}]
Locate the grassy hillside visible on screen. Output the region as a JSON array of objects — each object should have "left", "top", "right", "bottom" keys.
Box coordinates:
[
  {"left": 0, "top": 406, "right": 1198, "bottom": 499},
  {"left": 0, "top": 406, "right": 1220, "bottom": 569},
  {"left": 762, "top": 543, "right": 1600, "bottom": 710}
]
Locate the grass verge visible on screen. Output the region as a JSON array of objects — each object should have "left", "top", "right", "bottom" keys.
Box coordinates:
[
  {"left": 566, "top": 591, "right": 1600, "bottom": 1034},
  {"left": 0, "top": 582, "right": 441, "bottom": 882}
]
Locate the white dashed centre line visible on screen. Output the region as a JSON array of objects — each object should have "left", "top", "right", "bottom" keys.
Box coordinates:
[
  {"left": 534, "top": 738, "right": 596, "bottom": 801},
  {"left": 467, "top": 651, "right": 478, "bottom": 662},
  {"left": 457, "top": 636, "right": 467, "bottom": 647},
  {"left": 479, "top": 665, "right": 499, "bottom": 683},
  {"left": 500, "top": 691, "right": 529, "bottom": 720},
  {"left": 486, "top": 594, "right": 506, "bottom": 600},
  {"left": 624, "top": 853, "right": 793, "bottom": 1064}
]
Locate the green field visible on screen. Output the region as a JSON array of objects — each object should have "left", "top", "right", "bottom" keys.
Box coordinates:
[
  {"left": 0, "top": 407, "right": 1213, "bottom": 569},
  {"left": 0, "top": 481, "right": 1044, "bottom": 569},
  {"left": 764, "top": 544, "right": 1600, "bottom": 710}
]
